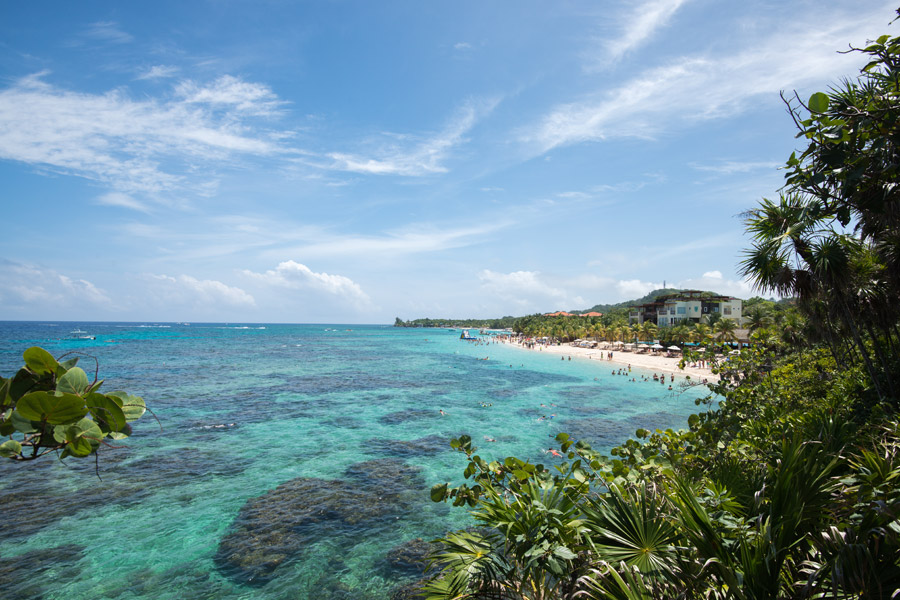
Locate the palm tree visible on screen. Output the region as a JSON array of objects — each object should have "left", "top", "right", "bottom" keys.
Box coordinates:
[
  {"left": 713, "top": 318, "right": 738, "bottom": 344},
  {"left": 745, "top": 305, "right": 773, "bottom": 333},
  {"left": 691, "top": 323, "right": 711, "bottom": 345},
  {"left": 639, "top": 321, "right": 658, "bottom": 343}
]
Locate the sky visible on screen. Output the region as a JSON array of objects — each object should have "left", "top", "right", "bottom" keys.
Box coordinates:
[{"left": 0, "top": 1, "right": 896, "bottom": 324}]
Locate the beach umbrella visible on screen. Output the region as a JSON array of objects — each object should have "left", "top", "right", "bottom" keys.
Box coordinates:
[
  {"left": 651, "top": 343, "right": 664, "bottom": 349},
  {"left": 667, "top": 346, "right": 681, "bottom": 351}
]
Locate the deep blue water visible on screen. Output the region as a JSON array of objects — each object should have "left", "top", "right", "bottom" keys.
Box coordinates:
[{"left": 0, "top": 322, "right": 706, "bottom": 599}]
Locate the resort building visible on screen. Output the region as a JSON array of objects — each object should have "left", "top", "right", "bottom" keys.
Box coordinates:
[{"left": 628, "top": 291, "right": 743, "bottom": 326}]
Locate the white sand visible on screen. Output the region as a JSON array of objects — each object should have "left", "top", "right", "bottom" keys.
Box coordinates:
[{"left": 502, "top": 339, "right": 717, "bottom": 382}]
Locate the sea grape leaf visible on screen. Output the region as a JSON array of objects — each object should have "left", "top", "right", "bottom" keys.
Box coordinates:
[
  {"left": 0, "top": 439, "right": 22, "bottom": 458},
  {"left": 808, "top": 92, "right": 829, "bottom": 114},
  {"left": 58, "top": 357, "right": 79, "bottom": 370},
  {"left": 108, "top": 423, "right": 132, "bottom": 440},
  {"left": 10, "top": 411, "right": 38, "bottom": 433},
  {"left": 108, "top": 391, "right": 146, "bottom": 422},
  {"left": 86, "top": 393, "right": 126, "bottom": 432},
  {"left": 57, "top": 367, "right": 90, "bottom": 396},
  {"left": 23, "top": 347, "right": 59, "bottom": 375},
  {"left": 9, "top": 369, "right": 39, "bottom": 401},
  {"left": 63, "top": 436, "right": 93, "bottom": 458},
  {"left": 15, "top": 391, "right": 87, "bottom": 425},
  {"left": 431, "top": 483, "right": 448, "bottom": 502}
]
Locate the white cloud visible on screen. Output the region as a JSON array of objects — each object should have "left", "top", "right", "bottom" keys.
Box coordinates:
[
  {"left": 150, "top": 274, "right": 256, "bottom": 307},
  {"left": 690, "top": 160, "right": 781, "bottom": 174},
  {"left": 0, "top": 260, "right": 113, "bottom": 311},
  {"left": 677, "top": 272, "right": 755, "bottom": 298},
  {"left": 326, "top": 97, "right": 499, "bottom": 176},
  {"left": 137, "top": 65, "right": 180, "bottom": 80},
  {"left": 525, "top": 8, "right": 886, "bottom": 152},
  {"left": 454, "top": 42, "right": 472, "bottom": 50},
  {"left": 175, "top": 75, "right": 286, "bottom": 116},
  {"left": 0, "top": 72, "right": 292, "bottom": 204},
  {"left": 83, "top": 21, "right": 133, "bottom": 44},
  {"left": 243, "top": 260, "right": 371, "bottom": 306},
  {"left": 479, "top": 270, "right": 566, "bottom": 300},
  {"left": 598, "top": 0, "right": 689, "bottom": 65},
  {"left": 615, "top": 279, "right": 660, "bottom": 300},
  {"left": 95, "top": 192, "right": 151, "bottom": 213},
  {"left": 266, "top": 222, "right": 507, "bottom": 261}
]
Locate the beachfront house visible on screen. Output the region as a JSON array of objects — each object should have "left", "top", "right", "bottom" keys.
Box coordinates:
[{"left": 628, "top": 291, "right": 743, "bottom": 326}]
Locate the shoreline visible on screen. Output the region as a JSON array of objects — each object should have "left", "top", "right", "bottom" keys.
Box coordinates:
[{"left": 500, "top": 339, "right": 718, "bottom": 383}]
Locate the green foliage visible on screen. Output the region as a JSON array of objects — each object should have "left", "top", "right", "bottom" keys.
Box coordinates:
[
  {"left": 422, "top": 14, "right": 900, "bottom": 599},
  {"left": 0, "top": 347, "right": 146, "bottom": 462}
]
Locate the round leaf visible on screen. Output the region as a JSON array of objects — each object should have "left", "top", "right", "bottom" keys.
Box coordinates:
[
  {"left": 108, "top": 391, "right": 146, "bottom": 422},
  {"left": 808, "top": 92, "right": 829, "bottom": 114},
  {"left": 15, "top": 391, "right": 88, "bottom": 425},
  {"left": 430, "top": 483, "right": 448, "bottom": 502},
  {"left": 23, "top": 347, "right": 59, "bottom": 375},
  {"left": 57, "top": 367, "right": 90, "bottom": 396},
  {"left": 86, "top": 393, "right": 126, "bottom": 432},
  {"left": 0, "top": 439, "right": 22, "bottom": 458}
]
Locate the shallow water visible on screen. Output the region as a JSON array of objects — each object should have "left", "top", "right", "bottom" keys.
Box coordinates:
[{"left": 0, "top": 322, "right": 707, "bottom": 599}]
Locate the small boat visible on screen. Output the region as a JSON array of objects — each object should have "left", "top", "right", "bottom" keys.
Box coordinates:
[
  {"left": 460, "top": 330, "right": 479, "bottom": 341},
  {"left": 69, "top": 329, "right": 96, "bottom": 340}
]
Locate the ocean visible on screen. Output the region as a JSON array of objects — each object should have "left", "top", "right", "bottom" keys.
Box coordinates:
[{"left": 0, "top": 322, "right": 707, "bottom": 599}]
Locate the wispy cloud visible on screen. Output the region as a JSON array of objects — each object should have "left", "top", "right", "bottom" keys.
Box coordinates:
[
  {"left": 136, "top": 65, "right": 180, "bottom": 80},
  {"left": 83, "top": 21, "right": 134, "bottom": 44},
  {"left": 95, "top": 192, "right": 152, "bottom": 213},
  {"left": 267, "top": 222, "right": 508, "bottom": 261},
  {"left": 597, "top": 0, "right": 689, "bottom": 66},
  {"left": 690, "top": 160, "right": 781, "bottom": 174},
  {"left": 175, "top": 75, "right": 287, "bottom": 116},
  {"left": 0, "top": 72, "right": 294, "bottom": 206},
  {"left": 325, "top": 97, "right": 500, "bottom": 176},
  {"left": 524, "top": 8, "right": 885, "bottom": 153},
  {"left": 243, "top": 260, "right": 371, "bottom": 307}
]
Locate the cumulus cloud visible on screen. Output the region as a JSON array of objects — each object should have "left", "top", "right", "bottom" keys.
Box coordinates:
[
  {"left": 243, "top": 260, "right": 371, "bottom": 307},
  {"left": 0, "top": 260, "right": 113, "bottom": 312},
  {"left": 150, "top": 274, "right": 256, "bottom": 307}
]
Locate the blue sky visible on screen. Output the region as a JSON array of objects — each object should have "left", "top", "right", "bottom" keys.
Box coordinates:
[{"left": 0, "top": 1, "right": 895, "bottom": 323}]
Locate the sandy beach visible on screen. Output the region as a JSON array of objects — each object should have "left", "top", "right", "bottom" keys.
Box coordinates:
[{"left": 502, "top": 339, "right": 717, "bottom": 383}]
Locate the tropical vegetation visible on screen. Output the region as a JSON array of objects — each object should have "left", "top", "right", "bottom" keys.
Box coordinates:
[
  {"left": 423, "top": 16, "right": 900, "bottom": 600},
  {"left": 0, "top": 347, "right": 146, "bottom": 462}
]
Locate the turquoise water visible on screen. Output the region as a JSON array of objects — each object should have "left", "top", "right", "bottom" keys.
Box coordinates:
[{"left": 0, "top": 323, "right": 706, "bottom": 599}]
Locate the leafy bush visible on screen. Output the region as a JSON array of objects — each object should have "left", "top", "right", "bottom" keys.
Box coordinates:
[{"left": 0, "top": 347, "right": 146, "bottom": 462}]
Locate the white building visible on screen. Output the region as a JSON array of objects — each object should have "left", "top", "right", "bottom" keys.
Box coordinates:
[{"left": 629, "top": 291, "right": 743, "bottom": 326}]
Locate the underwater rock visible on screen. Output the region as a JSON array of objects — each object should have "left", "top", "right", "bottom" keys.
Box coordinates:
[
  {"left": 384, "top": 537, "right": 440, "bottom": 577},
  {"left": 366, "top": 435, "right": 447, "bottom": 457},
  {"left": 389, "top": 579, "right": 428, "bottom": 600},
  {"left": 378, "top": 409, "right": 435, "bottom": 425},
  {"left": 0, "top": 544, "right": 85, "bottom": 599},
  {"left": 558, "top": 417, "right": 628, "bottom": 447},
  {"left": 216, "top": 458, "right": 425, "bottom": 585}
]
